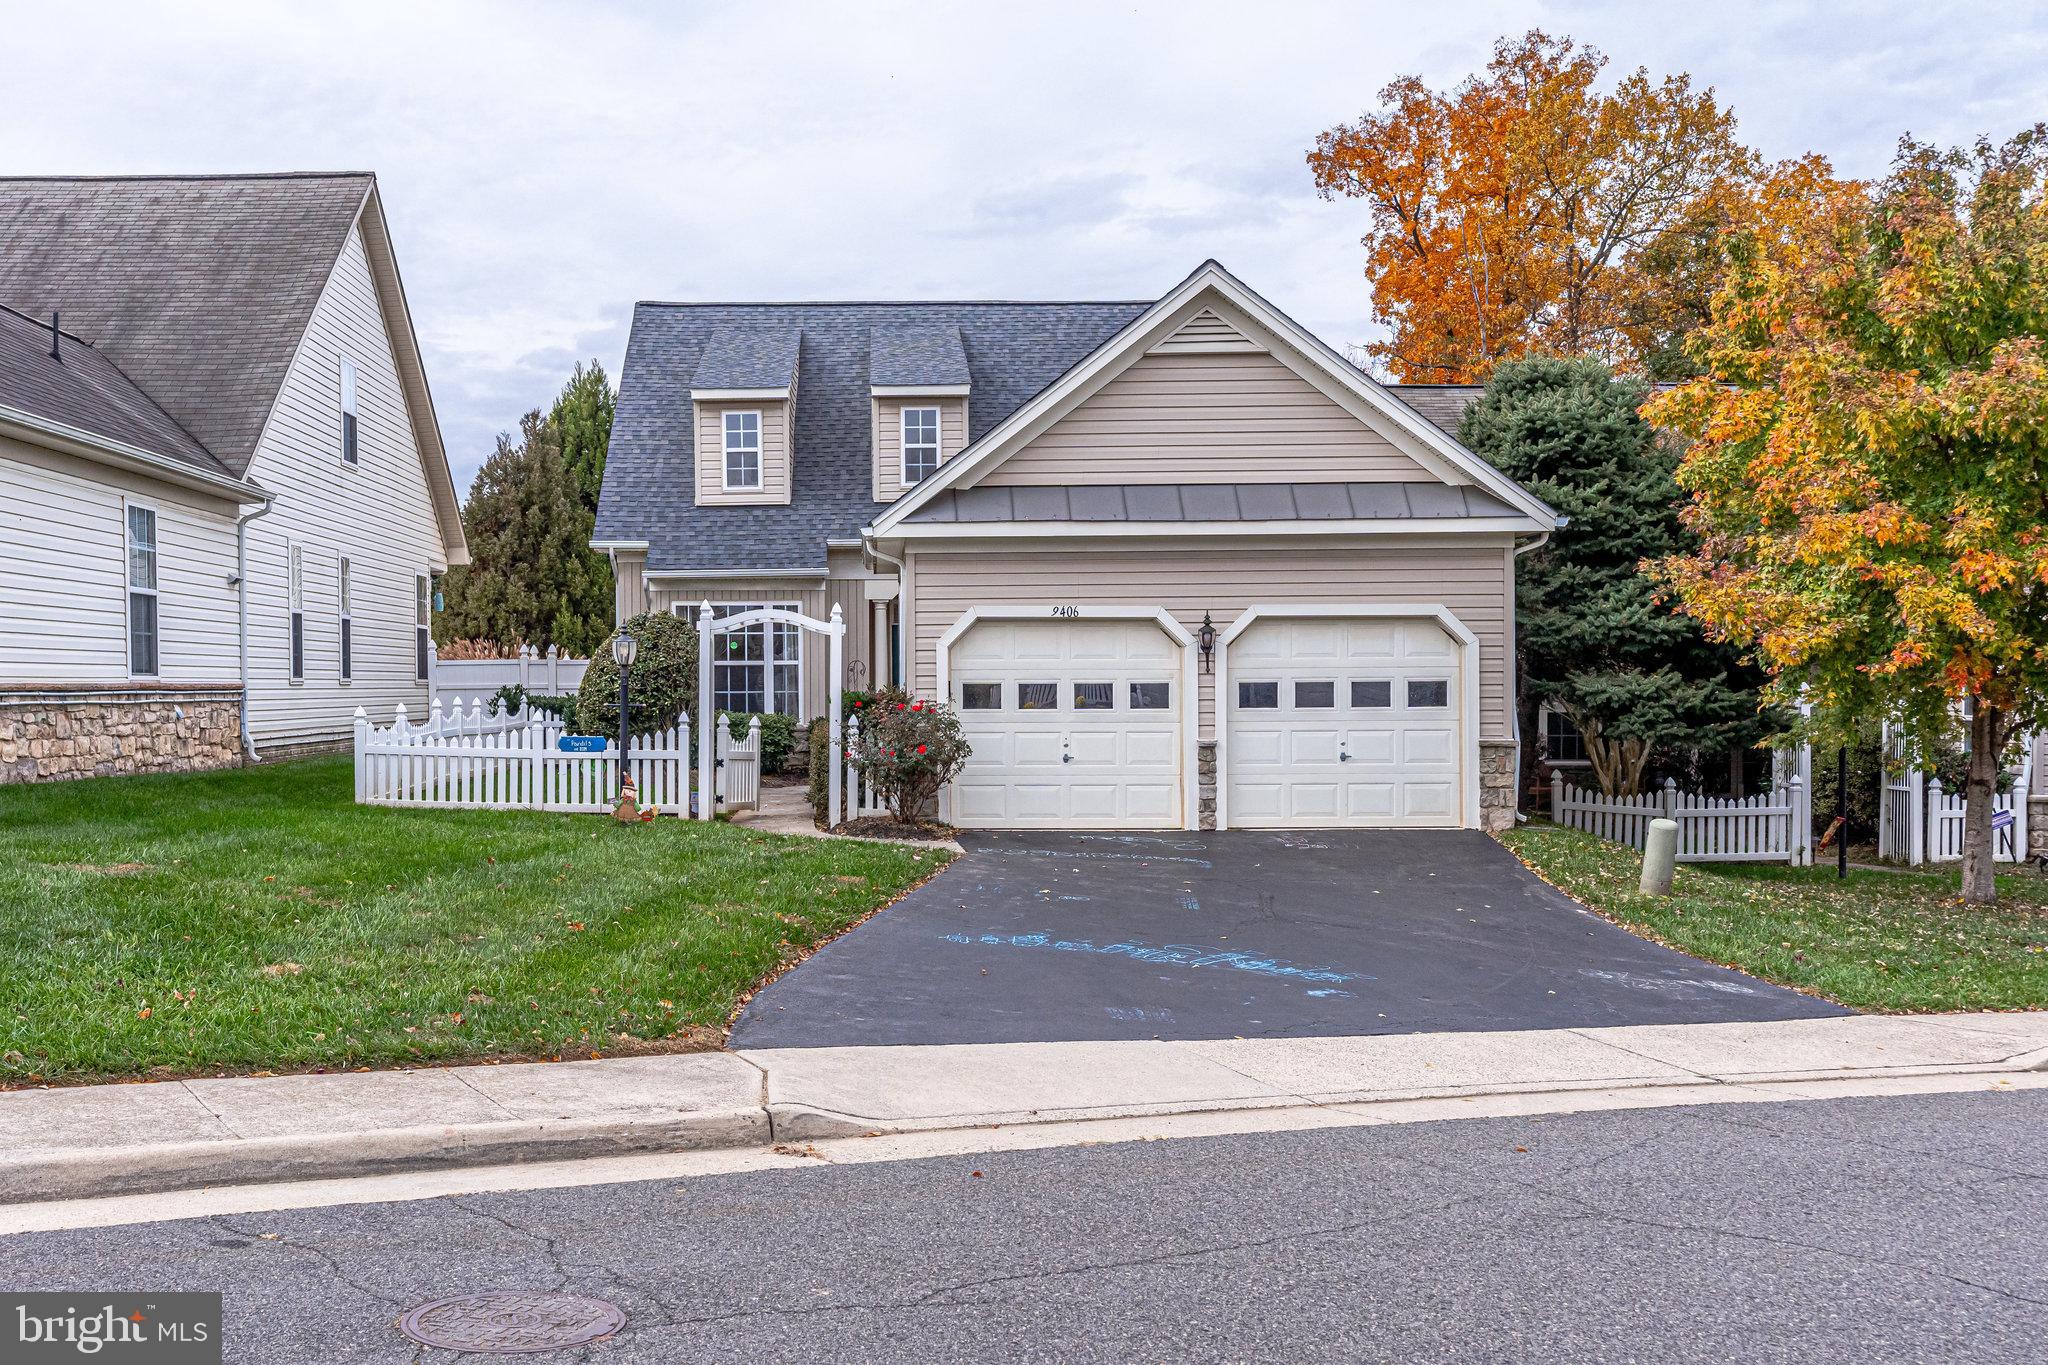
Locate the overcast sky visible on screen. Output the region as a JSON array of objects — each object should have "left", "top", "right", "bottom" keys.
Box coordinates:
[{"left": 5, "top": 1, "right": 2043, "bottom": 492}]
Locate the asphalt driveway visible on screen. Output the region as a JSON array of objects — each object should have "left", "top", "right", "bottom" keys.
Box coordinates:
[{"left": 729, "top": 829, "right": 1848, "bottom": 1048}]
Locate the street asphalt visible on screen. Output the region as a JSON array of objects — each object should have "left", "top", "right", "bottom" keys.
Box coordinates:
[
  {"left": 1, "top": 1090, "right": 2039, "bottom": 1362},
  {"left": 732, "top": 828, "right": 1847, "bottom": 1047}
]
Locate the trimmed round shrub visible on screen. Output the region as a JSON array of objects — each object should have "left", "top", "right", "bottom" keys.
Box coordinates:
[{"left": 578, "top": 611, "right": 698, "bottom": 737}]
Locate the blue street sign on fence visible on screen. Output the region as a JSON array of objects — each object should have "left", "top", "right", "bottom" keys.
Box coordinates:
[
  {"left": 1992, "top": 808, "right": 2014, "bottom": 831},
  {"left": 558, "top": 734, "right": 608, "bottom": 753}
]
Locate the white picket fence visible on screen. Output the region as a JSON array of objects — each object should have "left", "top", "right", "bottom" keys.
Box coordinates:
[
  {"left": 353, "top": 705, "right": 760, "bottom": 816},
  {"left": 1551, "top": 773, "right": 1810, "bottom": 864},
  {"left": 429, "top": 643, "right": 589, "bottom": 701},
  {"left": 839, "top": 713, "right": 890, "bottom": 820},
  {"left": 1879, "top": 751, "right": 2032, "bottom": 865}
]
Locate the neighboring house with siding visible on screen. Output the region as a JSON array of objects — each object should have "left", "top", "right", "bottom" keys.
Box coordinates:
[
  {"left": 595, "top": 261, "right": 1562, "bottom": 831},
  {"left": 0, "top": 173, "right": 466, "bottom": 782}
]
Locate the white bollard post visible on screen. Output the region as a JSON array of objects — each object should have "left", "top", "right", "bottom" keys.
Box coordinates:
[{"left": 1640, "top": 818, "right": 1678, "bottom": 895}]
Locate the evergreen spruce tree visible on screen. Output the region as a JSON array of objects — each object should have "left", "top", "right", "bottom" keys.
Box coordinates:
[
  {"left": 1460, "top": 356, "right": 1772, "bottom": 795},
  {"left": 437, "top": 411, "right": 609, "bottom": 656},
  {"left": 436, "top": 364, "right": 618, "bottom": 657}
]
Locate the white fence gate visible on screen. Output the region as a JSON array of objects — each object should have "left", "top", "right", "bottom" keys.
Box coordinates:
[
  {"left": 1878, "top": 721, "right": 2033, "bottom": 865},
  {"left": 354, "top": 705, "right": 759, "bottom": 816},
  {"left": 1551, "top": 773, "right": 1810, "bottom": 864}
]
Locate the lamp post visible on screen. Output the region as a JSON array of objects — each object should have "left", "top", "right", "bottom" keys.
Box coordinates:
[{"left": 612, "top": 632, "right": 637, "bottom": 797}]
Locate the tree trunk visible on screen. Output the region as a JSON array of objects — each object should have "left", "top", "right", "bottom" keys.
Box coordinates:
[{"left": 1960, "top": 704, "right": 2002, "bottom": 905}]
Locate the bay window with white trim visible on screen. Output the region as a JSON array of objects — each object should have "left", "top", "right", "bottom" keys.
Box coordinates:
[{"left": 125, "top": 504, "right": 158, "bottom": 676}]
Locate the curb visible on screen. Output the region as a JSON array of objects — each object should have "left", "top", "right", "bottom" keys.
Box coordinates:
[{"left": 0, "top": 1108, "right": 767, "bottom": 1206}]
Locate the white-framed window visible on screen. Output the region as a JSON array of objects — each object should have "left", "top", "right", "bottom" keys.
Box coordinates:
[
  {"left": 900, "top": 406, "right": 941, "bottom": 483},
  {"left": 709, "top": 602, "right": 801, "bottom": 715},
  {"left": 339, "top": 357, "right": 359, "bottom": 465},
  {"left": 1540, "top": 701, "right": 1589, "bottom": 766},
  {"left": 722, "top": 411, "right": 762, "bottom": 490},
  {"left": 338, "top": 556, "right": 353, "bottom": 681},
  {"left": 415, "top": 574, "right": 432, "bottom": 681},
  {"left": 287, "top": 543, "right": 304, "bottom": 682},
  {"left": 124, "top": 503, "right": 159, "bottom": 677}
]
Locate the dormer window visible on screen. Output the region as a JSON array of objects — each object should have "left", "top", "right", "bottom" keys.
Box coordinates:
[
  {"left": 901, "top": 407, "right": 941, "bottom": 483},
  {"left": 723, "top": 411, "right": 762, "bottom": 490}
]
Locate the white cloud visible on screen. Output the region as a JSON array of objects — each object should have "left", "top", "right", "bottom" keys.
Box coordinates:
[{"left": 3, "top": 0, "right": 2040, "bottom": 491}]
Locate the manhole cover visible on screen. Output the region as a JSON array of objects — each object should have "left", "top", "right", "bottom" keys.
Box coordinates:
[{"left": 397, "top": 1292, "right": 625, "bottom": 1354}]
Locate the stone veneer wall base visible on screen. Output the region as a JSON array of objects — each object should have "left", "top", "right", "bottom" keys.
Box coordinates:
[{"left": 0, "top": 684, "right": 244, "bottom": 784}]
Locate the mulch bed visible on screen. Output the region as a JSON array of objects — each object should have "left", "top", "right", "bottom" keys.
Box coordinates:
[{"left": 835, "top": 816, "right": 957, "bottom": 843}]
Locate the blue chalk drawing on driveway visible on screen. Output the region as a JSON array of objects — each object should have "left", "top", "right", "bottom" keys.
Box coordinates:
[
  {"left": 942, "top": 931, "right": 1366, "bottom": 985},
  {"left": 1304, "top": 988, "right": 1355, "bottom": 999}
]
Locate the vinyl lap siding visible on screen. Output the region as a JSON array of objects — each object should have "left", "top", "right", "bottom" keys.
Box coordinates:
[
  {"left": 0, "top": 437, "right": 240, "bottom": 682},
  {"left": 979, "top": 351, "right": 1436, "bottom": 487},
  {"left": 873, "top": 395, "right": 967, "bottom": 502},
  {"left": 694, "top": 400, "right": 792, "bottom": 505},
  {"left": 905, "top": 541, "right": 1513, "bottom": 741},
  {"left": 243, "top": 224, "right": 446, "bottom": 747}
]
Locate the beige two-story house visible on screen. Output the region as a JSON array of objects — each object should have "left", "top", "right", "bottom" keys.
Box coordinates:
[
  {"left": 0, "top": 173, "right": 467, "bottom": 781},
  {"left": 594, "top": 262, "right": 1560, "bottom": 831}
]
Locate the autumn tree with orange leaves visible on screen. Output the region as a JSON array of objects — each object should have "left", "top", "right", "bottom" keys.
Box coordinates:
[
  {"left": 1309, "top": 31, "right": 1756, "bottom": 382},
  {"left": 1646, "top": 130, "right": 2048, "bottom": 904}
]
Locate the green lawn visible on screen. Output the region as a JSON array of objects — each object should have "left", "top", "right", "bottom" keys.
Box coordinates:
[
  {"left": 1500, "top": 821, "right": 2048, "bottom": 1013},
  {"left": 0, "top": 757, "right": 949, "bottom": 1083}
]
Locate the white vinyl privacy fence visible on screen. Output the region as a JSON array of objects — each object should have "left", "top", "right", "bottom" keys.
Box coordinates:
[
  {"left": 353, "top": 704, "right": 760, "bottom": 816},
  {"left": 1551, "top": 773, "right": 1811, "bottom": 864},
  {"left": 428, "top": 643, "right": 589, "bottom": 700}
]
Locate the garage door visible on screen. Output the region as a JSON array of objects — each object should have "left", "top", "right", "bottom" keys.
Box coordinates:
[
  {"left": 1226, "top": 616, "right": 1464, "bottom": 828},
  {"left": 948, "top": 618, "right": 1184, "bottom": 828}
]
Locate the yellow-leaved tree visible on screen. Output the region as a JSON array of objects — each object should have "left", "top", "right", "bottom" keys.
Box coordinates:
[{"left": 1646, "top": 130, "right": 2048, "bottom": 904}]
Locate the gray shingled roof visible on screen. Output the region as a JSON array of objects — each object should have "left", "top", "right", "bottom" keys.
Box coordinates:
[
  {"left": 870, "top": 325, "right": 970, "bottom": 387},
  {"left": 597, "top": 301, "right": 1150, "bottom": 571},
  {"left": 1387, "top": 384, "right": 1484, "bottom": 440},
  {"left": 0, "top": 173, "right": 373, "bottom": 476},
  {"left": 691, "top": 327, "right": 801, "bottom": 391},
  {"left": 905, "top": 481, "right": 1518, "bottom": 524},
  {"left": 0, "top": 304, "right": 233, "bottom": 480}
]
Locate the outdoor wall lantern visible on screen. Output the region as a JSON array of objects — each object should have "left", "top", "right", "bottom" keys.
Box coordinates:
[
  {"left": 1198, "top": 612, "right": 1216, "bottom": 674},
  {"left": 612, "top": 632, "right": 638, "bottom": 792}
]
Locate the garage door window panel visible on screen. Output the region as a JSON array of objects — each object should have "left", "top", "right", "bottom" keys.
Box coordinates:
[
  {"left": 1351, "top": 679, "right": 1392, "bottom": 708},
  {"left": 961, "top": 682, "right": 1003, "bottom": 710},
  {"left": 1294, "top": 680, "right": 1335, "bottom": 709},
  {"left": 1407, "top": 679, "right": 1450, "bottom": 709},
  {"left": 1072, "top": 682, "right": 1114, "bottom": 710},
  {"left": 1129, "top": 681, "right": 1170, "bottom": 710},
  {"left": 1017, "top": 683, "right": 1059, "bottom": 711},
  {"left": 1238, "top": 680, "right": 1278, "bottom": 709}
]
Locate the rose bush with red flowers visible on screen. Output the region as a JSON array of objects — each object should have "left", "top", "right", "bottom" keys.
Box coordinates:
[{"left": 845, "top": 686, "right": 970, "bottom": 823}]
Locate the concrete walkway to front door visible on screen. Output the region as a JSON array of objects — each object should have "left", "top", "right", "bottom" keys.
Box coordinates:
[{"left": 729, "top": 828, "right": 1848, "bottom": 1049}]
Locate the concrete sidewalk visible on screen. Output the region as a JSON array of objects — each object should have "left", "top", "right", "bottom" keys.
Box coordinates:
[{"left": 3, "top": 1013, "right": 2044, "bottom": 1204}]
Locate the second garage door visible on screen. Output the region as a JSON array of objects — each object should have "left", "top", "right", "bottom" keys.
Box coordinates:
[
  {"left": 947, "top": 618, "right": 1184, "bottom": 828},
  {"left": 1226, "top": 616, "right": 1465, "bottom": 828}
]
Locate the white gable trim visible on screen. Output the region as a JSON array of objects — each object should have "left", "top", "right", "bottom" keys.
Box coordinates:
[{"left": 870, "top": 261, "right": 1560, "bottom": 537}]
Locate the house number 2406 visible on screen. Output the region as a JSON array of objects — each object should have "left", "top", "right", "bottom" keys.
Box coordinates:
[{"left": 1049, "top": 605, "right": 1081, "bottom": 618}]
